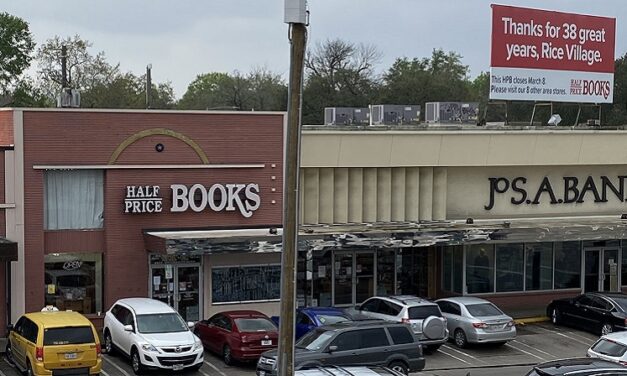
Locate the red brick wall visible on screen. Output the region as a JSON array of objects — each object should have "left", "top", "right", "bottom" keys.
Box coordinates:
[
  {"left": 0, "top": 111, "right": 14, "bottom": 146},
  {"left": 21, "top": 110, "right": 284, "bottom": 313}
]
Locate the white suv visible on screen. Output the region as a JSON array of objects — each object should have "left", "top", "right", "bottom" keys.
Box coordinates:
[
  {"left": 103, "top": 298, "right": 203, "bottom": 374},
  {"left": 352, "top": 295, "right": 448, "bottom": 353}
]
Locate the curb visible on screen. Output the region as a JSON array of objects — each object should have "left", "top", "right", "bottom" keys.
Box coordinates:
[{"left": 514, "top": 316, "right": 549, "bottom": 326}]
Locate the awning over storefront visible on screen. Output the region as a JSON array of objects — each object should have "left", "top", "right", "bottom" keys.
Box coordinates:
[
  {"left": 0, "top": 238, "right": 18, "bottom": 261},
  {"left": 143, "top": 216, "right": 627, "bottom": 254}
]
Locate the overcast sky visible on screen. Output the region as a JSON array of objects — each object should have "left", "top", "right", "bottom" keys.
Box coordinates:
[{"left": 5, "top": 0, "right": 626, "bottom": 98}]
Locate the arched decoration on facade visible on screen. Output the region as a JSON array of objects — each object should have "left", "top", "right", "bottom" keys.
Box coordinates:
[{"left": 108, "top": 128, "right": 209, "bottom": 164}]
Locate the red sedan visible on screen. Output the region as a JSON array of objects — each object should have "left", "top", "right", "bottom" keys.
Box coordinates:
[{"left": 193, "top": 310, "right": 278, "bottom": 365}]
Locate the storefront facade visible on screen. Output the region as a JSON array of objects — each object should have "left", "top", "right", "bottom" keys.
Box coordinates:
[{"left": 0, "top": 108, "right": 284, "bottom": 333}]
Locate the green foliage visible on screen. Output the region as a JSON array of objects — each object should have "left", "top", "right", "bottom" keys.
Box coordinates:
[
  {"left": 0, "top": 12, "right": 35, "bottom": 93},
  {"left": 80, "top": 72, "right": 175, "bottom": 109}
]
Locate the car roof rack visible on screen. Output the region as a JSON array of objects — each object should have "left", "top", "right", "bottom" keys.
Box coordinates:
[{"left": 387, "top": 295, "right": 423, "bottom": 305}]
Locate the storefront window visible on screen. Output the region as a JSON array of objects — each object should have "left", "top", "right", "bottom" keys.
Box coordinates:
[
  {"left": 525, "top": 243, "right": 553, "bottom": 291},
  {"left": 377, "top": 250, "right": 396, "bottom": 295},
  {"left": 44, "top": 170, "right": 104, "bottom": 230},
  {"left": 212, "top": 265, "right": 280, "bottom": 303},
  {"left": 442, "top": 246, "right": 463, "bottom": 293},
  {"left": 297, "top": 250, "right": 313, "bottom": 307},
  {"left": 466, "top": 245, "right": 494, "bottom": 294},
  {"left": 396, "top": 248, "right": 429, "bottom": 297},
  {"left": 44, "top": 253, "right": 102, "bottom": 314},
  {"left": 496, "top": 244, "right": 524, "bottom": 292},
  {"left": 312, "top": 250, "right": 332, "bottom": 307},
  {"left": 554, "top": 241, "right": 581, "bottom": 289}
]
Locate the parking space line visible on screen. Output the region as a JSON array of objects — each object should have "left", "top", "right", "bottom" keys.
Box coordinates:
[
  {"left": 532, "top": 326, "right": 595, "bottom": 346},
  {"left": 101, "top": 370, "right": 111, "bottom": 376},
  {"left": 512, "top": 339, "right": 555, "bottom": 358},
  {"left": 506, "top": 343, "right": 546, "bottom": 362},
  {"left": 103, "top": 356, "right": 130, "bottom": 376},
  {"left": 438, "top": 348, "right": 471, "bottom": 364},
  {"left": 203, "top": 360, "right": 228, "bottom": 376},
  {"left": 199, "top": 369, "right": 212, "bottom": 376},
  {"left": 1, "top": 359, "right": 13, "bottom": 369},
  {"left": 0, "top": 368, "right": 7, "bottom": 376},
  {"left": 442, "top": 344, "right": 487, "bottom": 363}
]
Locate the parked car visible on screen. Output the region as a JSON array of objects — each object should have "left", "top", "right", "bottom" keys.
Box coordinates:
[
  {"left": 103, "top": 298, "right": 203, "bottom": 374},
  {"left": 6, "top": 310, "right": 102, "bottom": 376},
  {"left": 436, "top": 297, "right": 516, "bottom": 348},
  {"left": 525, "top": 358, "right": 627, "bottom": 376},
  {"left": 588, "top": 331, "right": 627, "bottom": 365},
  {"left": 295, "top": 365, "right": 404, "bottom": 375},
  {"left": 349, "top": 295, "right": 448, "bottom": 352},
  {"left": 271, "top": 307, "right": 352, "bottom": 339},
  {"left": 257, "top": 320, "right": 425, "bottom": 376},
  {"left": 547, "top": 292, "right": 627, "bottom": 335},
  {"left": 194, "top": 310, "right": 278, "bottom": 365}
]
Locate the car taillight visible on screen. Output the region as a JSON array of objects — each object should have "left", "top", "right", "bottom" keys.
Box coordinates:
[
  {"left": 401, "top": 318, "right": 411, "bottom": 324},
  {"left": 472, "top": 322, "right": 488, "bottom": 329},
  {"left": 96, "top": 343, "right": 102, "bottom": 358},
  {"left": 620, "top": 361, "right": 627, "bottom": 366},
  {"left": 624, "top": 318, "right": 627, "bottom": 326},
  {"left": 36, "top": 347, "right": 44, "bottom": 362}
]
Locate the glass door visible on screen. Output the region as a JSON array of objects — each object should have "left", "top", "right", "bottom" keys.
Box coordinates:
[
  {"left": 355, "top": 252, "right": 375, "bottom": 304},
  {"left": 584, "top": 250, "right": 601, "bottom": 292},
  {"left": 603, "top": 249, "right": 620, "bottom": 292},
  {"left": 176, "top": 266, "right": 200, "bottom": 322},
  {"left": 583, "top": 248, "right": 621, "bottom": 293},
  {"left": 333, "top": 253, "right": 354, "bottom": 306},
  {"left": 151, "top": 265, "right": 175, "bottom": 306}
]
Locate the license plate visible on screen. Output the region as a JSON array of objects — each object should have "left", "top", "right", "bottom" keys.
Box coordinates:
[
  {"left": 172, "top": 364, "right": 184, "bottom": 371},
  {"left": 262, "top": 340, "right": 272, "bottom": 346},
  {"left": 64, "top": 353, "right": 77, "bottom": 360}
]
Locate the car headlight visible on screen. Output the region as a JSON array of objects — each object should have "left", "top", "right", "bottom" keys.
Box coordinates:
[
  {"left": 193, "top": 340, "right": 202, "bottom": 351},
  {"left": 141, "top": 343, "right": 159, "bottom": 353}
]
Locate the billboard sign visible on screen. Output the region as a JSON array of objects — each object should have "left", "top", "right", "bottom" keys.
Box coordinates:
[{"left": 490, "top": 5, "right": 616, "bottom": 103}]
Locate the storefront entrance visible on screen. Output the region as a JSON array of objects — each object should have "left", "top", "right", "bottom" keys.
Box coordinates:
[
  {"left": 333, "top": 251, "right": 375, "bottom": 306},
  {"left": 583, "top": 247, "right": 620, "bottom": 293},
  {"left": 149, "top": 254, "right": 202, "bottom": 322}
]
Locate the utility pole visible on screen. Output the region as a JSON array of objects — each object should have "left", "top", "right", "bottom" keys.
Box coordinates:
[
  {"left": 61, "top": 45, "right": 68, "bottom": 88},
  {"left": 146, "top": 64, "right": 152, "bottom": 109},
  {"left": 277, "top": 0, "right": 307, "bottom": 375}
]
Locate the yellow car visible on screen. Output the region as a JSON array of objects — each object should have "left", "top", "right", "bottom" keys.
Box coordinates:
[{"left": 6, "top": 310, "right": 102, "bottom": 376}]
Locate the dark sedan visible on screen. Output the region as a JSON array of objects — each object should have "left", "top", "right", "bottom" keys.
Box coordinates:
[
  {"left": 547, "top": 292, "right": 627, "bottom": 335},
  {"left": 193, "top": 310, "right": 278, "bottom": 365}
]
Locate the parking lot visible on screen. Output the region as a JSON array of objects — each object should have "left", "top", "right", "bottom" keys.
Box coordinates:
[{"left": 0, "top": 322, "right": 601, "bottom": 376}]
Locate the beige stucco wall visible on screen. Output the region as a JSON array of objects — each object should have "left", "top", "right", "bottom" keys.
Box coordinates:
[{"left": 300, "top": 130, "right": 627, "bottom": 224}]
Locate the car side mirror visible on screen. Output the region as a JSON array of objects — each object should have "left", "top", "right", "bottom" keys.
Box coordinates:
[
  {"left": 327, "top": 345, "right": 338, "bottom": 353},
  {"left": 123, "top": 324, "right": 134, "bottom": 332},
  {"left": 6, "top": 324, "right": 13, "bottom": 332},
  {"left": 188, "top": 322, "right": 195, "bottom": 328}
]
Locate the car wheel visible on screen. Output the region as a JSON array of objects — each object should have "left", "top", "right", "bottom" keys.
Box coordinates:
[
  {"left": 131, "top": 348, "right": 144, "bottom": 375},
  {"left": 602, "top": 323, "right": 614, "bottom": 336},
  {"left": 551, "top": 308, "right": 561, "bottom": 325},
  {"left": 223, "top": 345, "right": 233, "bottom": 366},
  {"left": 104, "top": 330, "right": 115, "bottom": 355},
  {"left": 5, "top": 343, "right": 14, "bottom": 365},
  {"left": 454, "top": 329, "right": 468, "bottom": 348},
  {"left": 388, "top": 360, "right": 409, "bottom": 375}
]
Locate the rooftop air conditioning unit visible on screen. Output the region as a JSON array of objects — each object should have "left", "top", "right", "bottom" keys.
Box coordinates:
[
  {"left": 324, "top": 107, "right": 355, "bottom": 125},
  {"left": 370, "top": 105, "right": 421, "bottom": 125},
  {"left": 352, "top": 108, "right": 370, "bottom": 125},
  {"left": 56, "top": 88, "right": 81, "bottom": 108},
  {"left": 426, "top": 102, "right": 478, "bottom": 123}
]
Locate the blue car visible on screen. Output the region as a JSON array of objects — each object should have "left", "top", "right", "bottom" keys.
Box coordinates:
[{"left": 272, "top": 307, "right": 352, "bottom": 339}]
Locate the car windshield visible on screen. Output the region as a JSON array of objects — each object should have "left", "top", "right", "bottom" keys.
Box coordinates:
[
  {"left": 466, "top": 303, "right": 503, "bottom": 317},
  {"left": 295, "top": 329, "right": 335, "bottom": 351},
  {"left": 408, "top": 305, "right": 441, "bottom": 319},
  {"left": 592, "top": 339, "right": 627, "bottom": 357},
  {"left": 316, "top": 314, "right": 349, "bottom": 325},
  {"left": 136, "top": 313, "right": 188, "bottom": 334},
  {"left": 44, "top": 326, "right": 94, "bottom": 346},
  {"left": 235, "top": 318, "right": 276, "bottom": 332}
]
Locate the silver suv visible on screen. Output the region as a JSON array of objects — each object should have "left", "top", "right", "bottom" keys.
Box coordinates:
[{"left": 351, "top": 295, "right": 448, "bottom": 352}]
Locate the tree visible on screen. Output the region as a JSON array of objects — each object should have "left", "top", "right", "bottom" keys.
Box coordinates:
[
  {"left": 0, "top": 12, "right": 35, "bottom": 93},
  {"left": 35, "top": 35, "right": 119, "bottom": 100},
  {"left": 80, "top": 72, "right": 175, "bottom": 109},
  {"left": 178, "top": 72, "right": 236, "bottom": 110},
  {"left": 247, "top": 66, "right": 287, "bottom": 111},
  {"left": 10, "top": 78, "right": 52, "bottom": 107},
  {"left": 303, "top": 39, "right": 382, "bottom": 124}
]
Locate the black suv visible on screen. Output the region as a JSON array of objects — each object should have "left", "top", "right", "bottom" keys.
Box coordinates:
[
  {"left": 256, "top": 321, "right": 425, "bottom": 376},
  {"left": 526, "top": 358, "right": 627, "bottom": 376}
]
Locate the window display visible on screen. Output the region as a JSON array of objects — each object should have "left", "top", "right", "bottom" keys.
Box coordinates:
[
  {"left": 44, "top": 253, "right": 102, "bottom": 314},
  {"left": 212, "top": 264, "right": 280, "bottom": 303}
]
